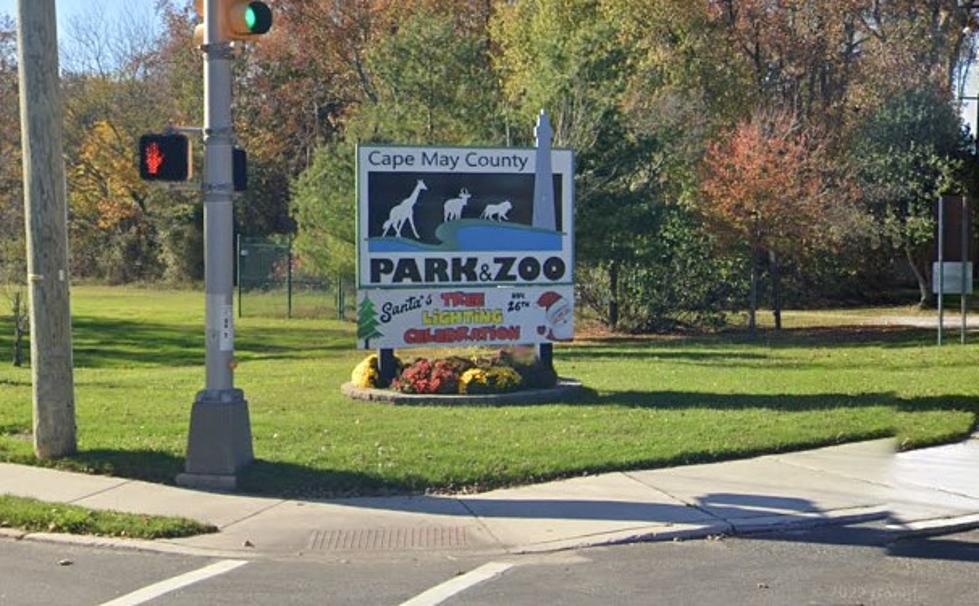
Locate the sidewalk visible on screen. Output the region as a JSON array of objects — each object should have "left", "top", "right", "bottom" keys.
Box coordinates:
[{"left": 1, "top": 438, "right": 977, "bottom": 558}]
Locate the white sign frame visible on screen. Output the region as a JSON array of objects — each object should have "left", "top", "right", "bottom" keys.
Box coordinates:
[
  {"left": 357, "top": 145, "right": 574, "bottom": 290},
  {"left": 355, "top": 144, "right": 574, "bottom": 350}
]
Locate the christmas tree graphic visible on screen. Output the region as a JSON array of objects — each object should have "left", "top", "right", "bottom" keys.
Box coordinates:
[{"left": 357, "top": 295, "right": 383, "bottom": 348}]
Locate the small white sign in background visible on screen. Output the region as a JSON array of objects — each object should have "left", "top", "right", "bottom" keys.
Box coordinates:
[{"left": 932, "top": 262, "right": 974, "bottom": 295}]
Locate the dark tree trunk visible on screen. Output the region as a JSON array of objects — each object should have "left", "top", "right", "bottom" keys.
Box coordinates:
[
  {"left": 905, "top": 243, "right": 930, "bottom": 309},
  {"left": 608, "top": 261, "right": 619, "bottom": 330},
  {"left": 769, "top": 249, "right": 782, "bottom": 331},
  {"left": 749, "top": 252, "right": 758, "bottom": 338}
]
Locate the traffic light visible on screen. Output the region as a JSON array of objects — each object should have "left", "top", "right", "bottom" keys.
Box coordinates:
[
  {"left": 139, "top": 134, "right": 191, "bottom": 182},
  {"left": 194, "top": 0, "right": 273, "bottom": 45}
]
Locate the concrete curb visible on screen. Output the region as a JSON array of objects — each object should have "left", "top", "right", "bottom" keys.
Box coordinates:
[
  {"left": 886, "top": 512, "right": 979, "bottom": 539},
  {"left": 510, "top": 507, "right": 890, "bottom": 554},
  {"left": 0, "top": 507, "right": 894, "bottom": 560},
  {"left": 0, "top": 529, "right": 259, "bottom": 559},
  {"left": 509, "top": 522, "right": 734, "bottom": 554},
  {"left": 729, "top": 507, "right": 889, "bottom": 535},
  {"left": 341, "top": 378, "right": 587, "bottom": 405}
]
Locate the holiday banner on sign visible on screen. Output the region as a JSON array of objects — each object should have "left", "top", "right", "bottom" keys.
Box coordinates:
[
  {"left": 356, "top": 286, "right": 575, "bottom": 350},
  {"left": 356, "top": 142, "right": 575, "bottom": 350}
]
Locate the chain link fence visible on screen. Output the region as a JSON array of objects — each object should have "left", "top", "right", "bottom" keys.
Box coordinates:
[{"left": 236, "top": 235, "right": 353, "bottom": 319}]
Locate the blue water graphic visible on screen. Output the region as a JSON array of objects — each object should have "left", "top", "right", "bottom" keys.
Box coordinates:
[{"left": 368, "top": 220, "right": 563, "bottom": 253}]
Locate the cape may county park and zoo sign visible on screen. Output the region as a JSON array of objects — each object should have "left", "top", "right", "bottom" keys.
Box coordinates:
[{"left": 356, "top": 115, "right": 575, "bottom": 350}]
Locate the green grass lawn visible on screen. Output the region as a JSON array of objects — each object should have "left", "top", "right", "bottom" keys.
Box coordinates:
[
  {"left": 0, "top": 285, "right": 976, "bottom": 498},
  {"left": 0, "top": 494, "right": 215, "bottom": 539}
]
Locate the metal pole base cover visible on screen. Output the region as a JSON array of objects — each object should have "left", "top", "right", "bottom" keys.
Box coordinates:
[{"left": 176, "top": 388, "right": 253, "bottom": 491}]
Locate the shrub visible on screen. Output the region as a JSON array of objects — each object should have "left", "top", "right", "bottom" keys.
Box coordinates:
[
  {"left": 459, "top": 366, "right": 523, "bottom": 395},
  {"left": 393, "top": 357, "right": 469, "bottom": 394},
  {"left": 351, "top": 354, "right": 403, "bottom": 388},
  {"left": 363, "top": 349, "right": 556, "bottom": 396},
  {"left": 351, "top": 355, "right": 380, "bottom": 388}
]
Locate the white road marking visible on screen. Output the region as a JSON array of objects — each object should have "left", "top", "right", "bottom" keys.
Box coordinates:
[
  {"left": 400, "top": 561, "right": 514, "bottom": 606},
  {"left": 98, "top": 559, "right": 248, "bottom": 606}
]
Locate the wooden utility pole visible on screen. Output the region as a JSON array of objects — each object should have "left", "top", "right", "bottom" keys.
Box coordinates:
[{"left": 16, "top": 0, "right": 77, "bottom": 458}]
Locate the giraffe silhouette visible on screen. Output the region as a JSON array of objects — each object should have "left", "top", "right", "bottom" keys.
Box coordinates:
[{"left": 382, "top": 179, "right": 427, "bottom": 239}]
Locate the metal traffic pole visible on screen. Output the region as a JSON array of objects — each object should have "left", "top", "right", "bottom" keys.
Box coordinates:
[{"left": 177, "top": 0, "right": 253, "bottom": 490}]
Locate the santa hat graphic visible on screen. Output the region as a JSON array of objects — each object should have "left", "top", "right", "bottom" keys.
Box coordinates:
[{"left": 536, "top": 291, "right": 573, "bottom": 341}]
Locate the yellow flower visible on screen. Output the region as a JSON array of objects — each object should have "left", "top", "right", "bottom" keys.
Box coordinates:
[
  {"left": 351, "top": 355, "right": 380, "bottom": 388},
  {"left": 459, "top": 366, "right": 522, "bottom": 394}
]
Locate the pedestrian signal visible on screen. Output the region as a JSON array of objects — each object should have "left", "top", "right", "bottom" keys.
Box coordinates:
[{"left": 139, "top": 134, "right": 191, "bottom": 182}]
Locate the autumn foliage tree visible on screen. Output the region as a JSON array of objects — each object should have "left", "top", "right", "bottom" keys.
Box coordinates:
[{"left": 700, "top": 112, "right": 845, "bottom": 332}]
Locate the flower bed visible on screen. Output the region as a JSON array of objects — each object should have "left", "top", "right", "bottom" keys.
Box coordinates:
[{"left": 349, "top": 347, "right": 559, "bottom": 396}]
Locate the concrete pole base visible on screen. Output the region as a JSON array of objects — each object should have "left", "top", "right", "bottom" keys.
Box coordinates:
[{"left": 176, "top": 388, "right": 253, "bottom": 491}]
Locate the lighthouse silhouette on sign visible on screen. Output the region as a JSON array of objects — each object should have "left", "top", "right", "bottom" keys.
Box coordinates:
[{"left": 532, "top": 110, "right": 556, "bottom": 231}]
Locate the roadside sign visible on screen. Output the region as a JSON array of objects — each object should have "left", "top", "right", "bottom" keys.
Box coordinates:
[{"left": 356, "top": 144, "right": 574, "bottom": 350}]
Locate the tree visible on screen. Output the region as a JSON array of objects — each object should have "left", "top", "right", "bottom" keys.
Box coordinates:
[
  {"left": 0, "top": 15, "right": 27, "bottom": 364},
  {"left": 853, "top": 0, "right": 978, "bottom": 99},
  {"left": 291, "top": 6, "right": 504, "bottom": 286},
  {"left": 699, "top": 111, "right": 845, "bottom": 332},
  {"left": 493, "top": 0, "right": 665, "bottom": 329},
  {"left": 704, "top": 0, "right": 866, "bottom": 129},
  {"left": 0, "top": 14, "right": 21, "bottom": 259},
  {"left": 353, "top": 4, "right": 503, "bottom": 144},
  {"left": 291, "top": 142, "right": 357, "bottom": 283},
  {"left": 850, "top": 87, "right": 972, "bottom": 307}
]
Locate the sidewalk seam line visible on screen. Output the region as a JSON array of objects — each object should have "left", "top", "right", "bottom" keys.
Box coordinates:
[
  {"left": 454, "top": 498, "right": 510, "bottom": 552},
  {"left": 771, "top": 456, "right": 896, "bottom": 489},
  {"left": 884, "top": 476, "right": 979, "bottom": 504},
  {"left": 216, "top": 499, "right": 289, "bottom": 530},
  {"left": 66, "top": 479, "right": 134, "bottom": 505},
  {"left": 620, "top": 471, "right": 728, "bottom": 523}
]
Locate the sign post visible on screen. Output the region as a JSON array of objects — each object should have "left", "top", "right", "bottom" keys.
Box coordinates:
[
  {"left": 356, "top": 113, "right": 574, "bottom": 367},
  {"left": 938, "top": 196, "right": 944, "bottom": 346},
  {"left": 962, "top": 197, "right": 969, "bottom": 345},
  {"left": 932, "top": 196, "right": 974, "bottom": 347}
]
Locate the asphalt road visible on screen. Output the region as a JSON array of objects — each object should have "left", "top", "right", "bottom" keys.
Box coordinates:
[{"left": 1, "top": 524, "right": 976, "bottom": 606}]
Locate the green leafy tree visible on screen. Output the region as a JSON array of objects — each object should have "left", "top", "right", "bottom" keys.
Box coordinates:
[
  {"left": 0, "top": 15, "right": 27, "bottom": 363},
  {"left": 353, "top": 5, "right": 503, "bottom": 144},
  {"left": 291, "top": 6, "right": 504, "bottom": 285},
  {"left": 493, "top": 0, "right": 672, "bottom": 329},
  {"left": 851, "top": 87, "right": 972, "bottom": 307},
  {"left": 291, "top": 142, "right": 357, "bottom": 283}
]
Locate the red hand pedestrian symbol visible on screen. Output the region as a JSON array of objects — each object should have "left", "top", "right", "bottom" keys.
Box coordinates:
[{"left": 145, "top": 142, "right": 165, "bottom": 176}]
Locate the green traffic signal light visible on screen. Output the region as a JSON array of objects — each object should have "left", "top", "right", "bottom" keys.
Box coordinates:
[{"left": 244, "top": 2, "right": 272, "bottom": 34}]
